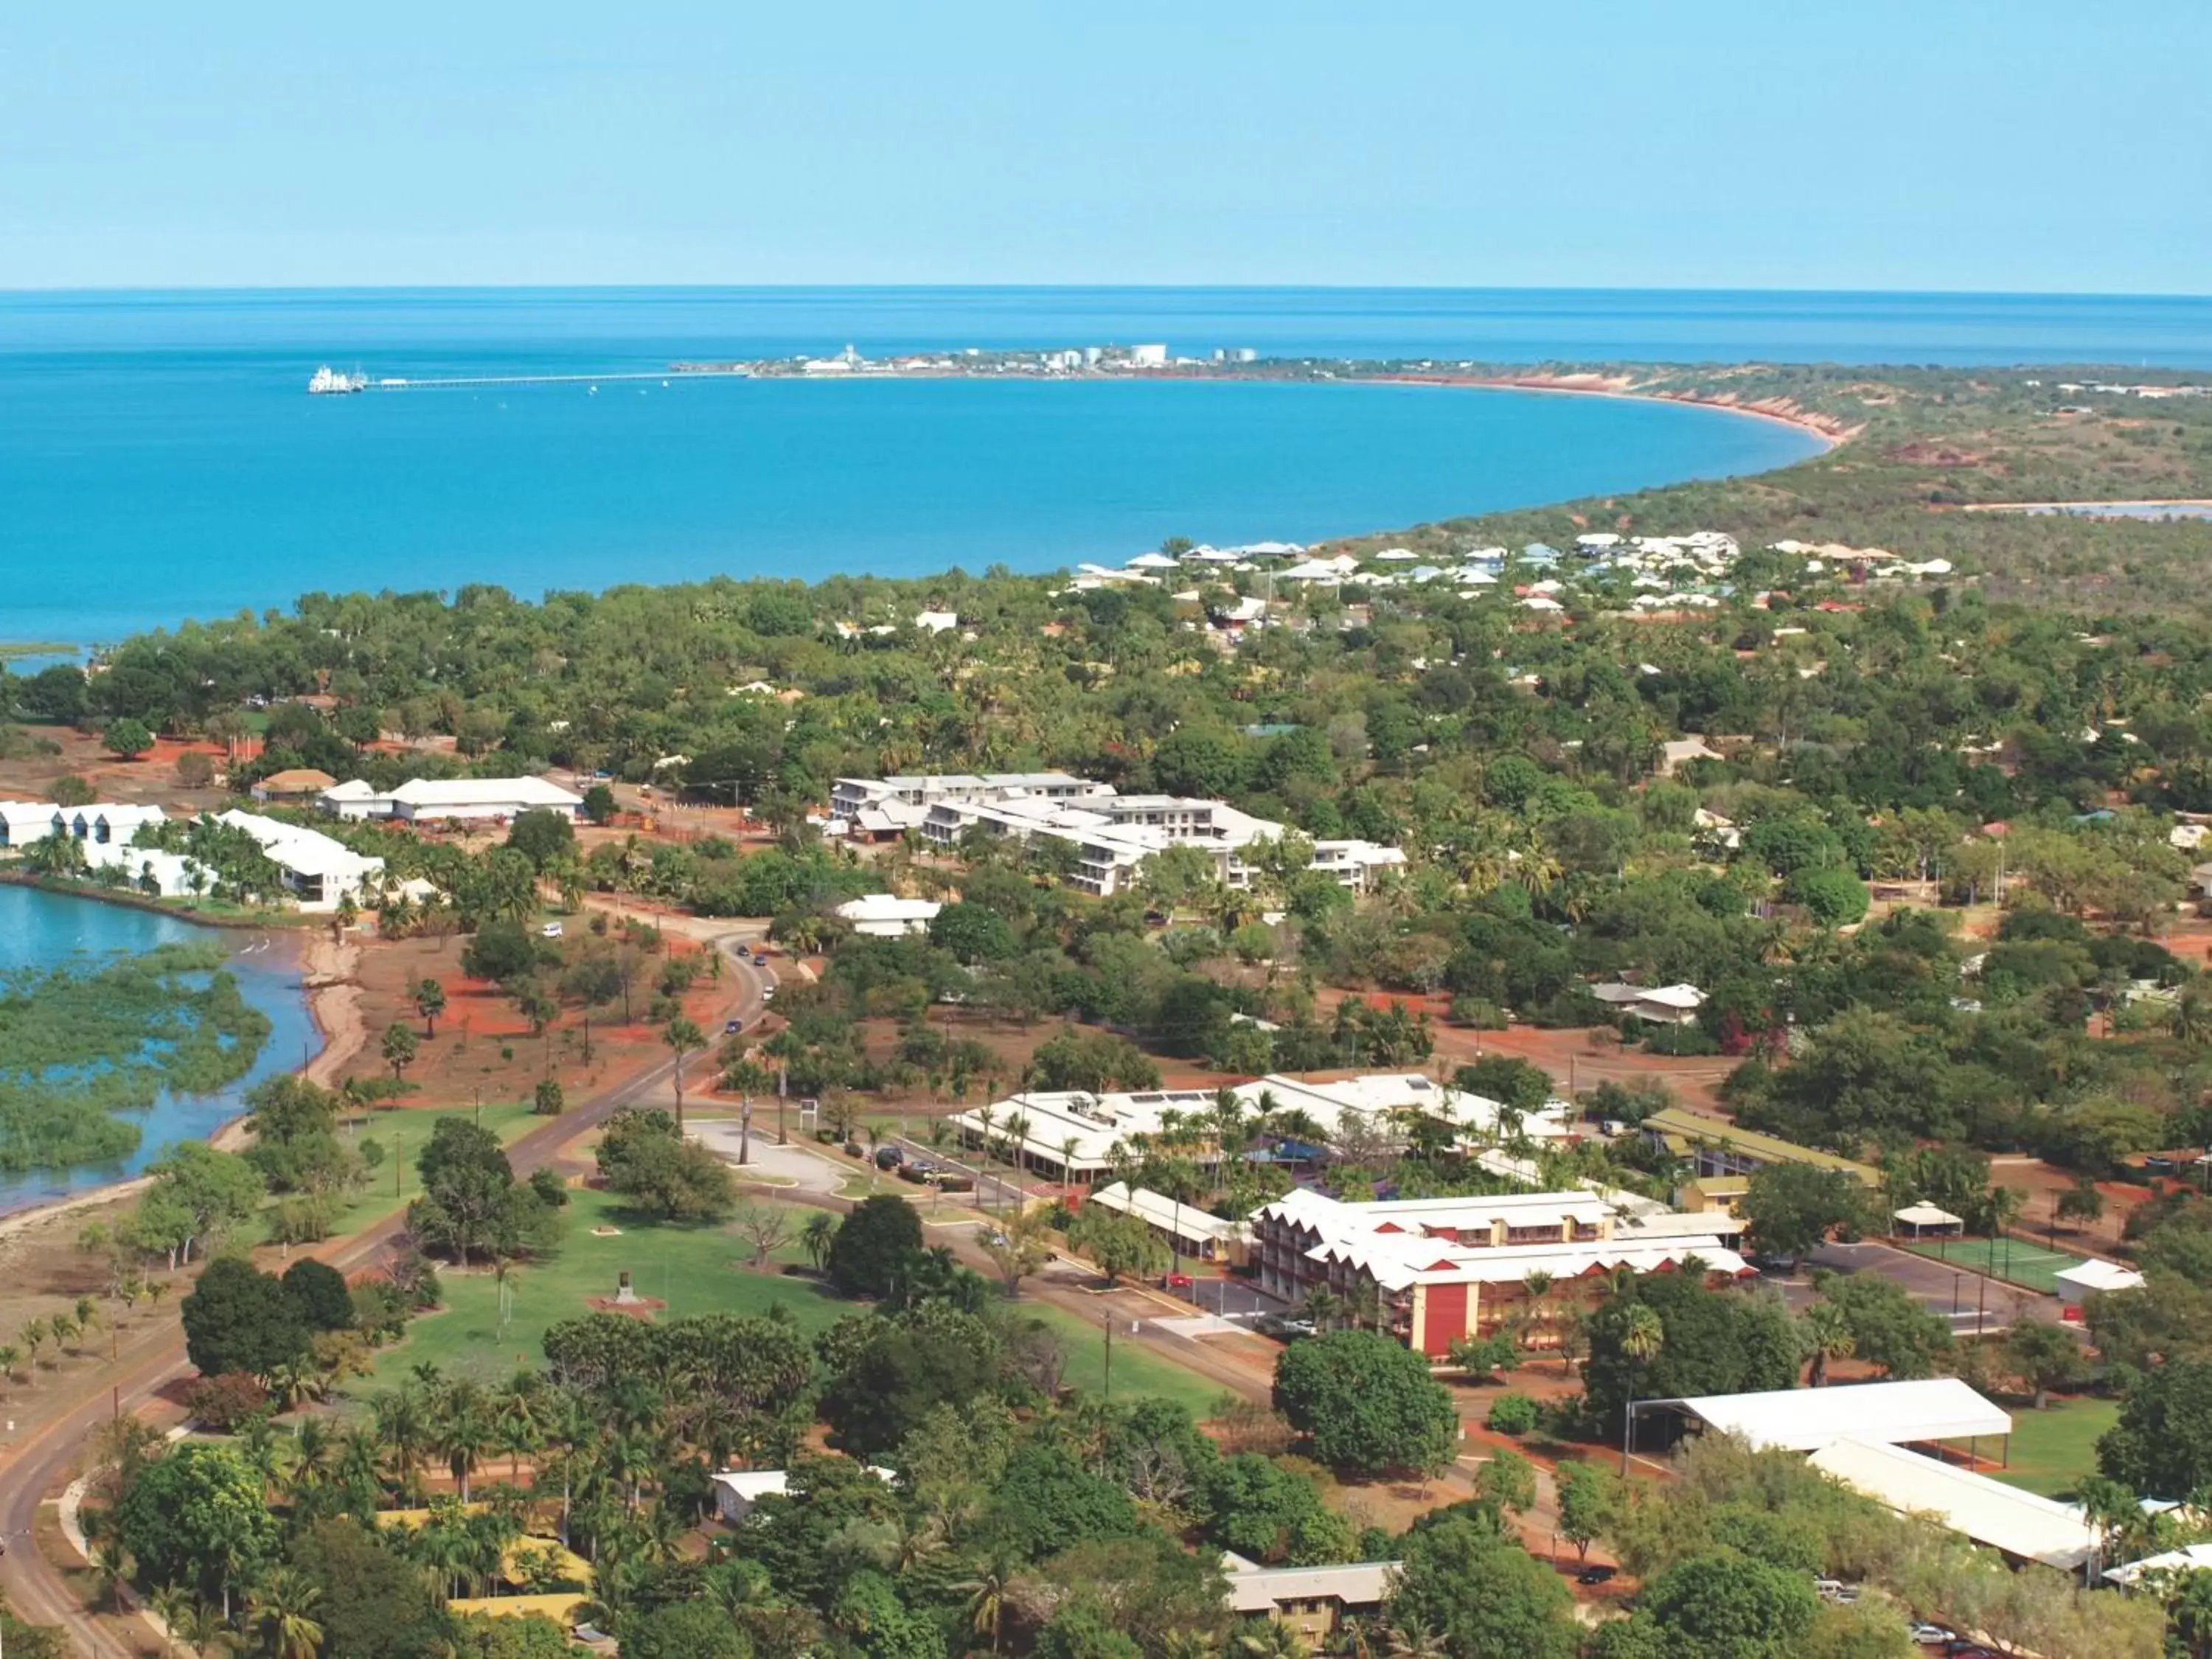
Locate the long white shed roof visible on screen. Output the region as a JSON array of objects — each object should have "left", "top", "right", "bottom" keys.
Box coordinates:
[
  {"left": 1658, "top": 1377, "right": 2011, "bottom": 1453},
  {"left": 1807, "top": 1438, "right": 2096, "bottom": 1569}
]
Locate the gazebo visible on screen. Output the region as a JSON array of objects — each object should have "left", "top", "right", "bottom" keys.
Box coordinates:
[{"left": 1893, "top": 1203, "right": 1965, "bottom": 1241}]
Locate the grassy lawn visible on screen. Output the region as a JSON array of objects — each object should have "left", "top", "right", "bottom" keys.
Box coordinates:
[
  {"left": 1988, "top": 1396, "right": 2119, "bottom": 1498},
  {"left": 364, "top": 1186, "right": 842, "bottom": 1388},
  {"left": 361, "top": 1187, "right": 1228, "bottom": 1417},
  {"left": 1901, "top": 1235, "right": 2088, "bottom": 1296},
  {"left": 290, "top": 1102, "right": 543, "bottom": 1245},
  {"left": 1017, "top": 1301, "right": 1228, "bottom": 1419}
]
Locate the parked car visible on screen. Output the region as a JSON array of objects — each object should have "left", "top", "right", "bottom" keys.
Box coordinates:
[
  {"left": 842, "top": 1141, "right": 863, "bottom": 1158},
  {"left": 1164, "top": 1272, "right": 1194, "bottom": 1290},
  {"left": 935, "top": 1173, "right": 974, "bottom": 1194},
  {"left": 1576, "top": 1565, "right": 1616, "bottom": 1587},
  {"left": 539, "top": 922, "right": 564, "bottom": 939},
  {"left": 1907, "top": 1627, "right": 1955, "bottom": 1648},
  {"left": 723, "top": 1018, "right": 743, "bottom": 1034},
  {"left": 897, "top": 1160, "right": 935, "bottom": 1184}
]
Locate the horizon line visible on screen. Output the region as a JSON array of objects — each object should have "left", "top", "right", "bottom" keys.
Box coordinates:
[{"left": 3, "top": 281, "right": 2210, "bottom": 303}]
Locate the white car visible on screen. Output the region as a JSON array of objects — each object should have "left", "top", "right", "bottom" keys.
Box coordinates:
[
  {"left": 539, "top": 922, "right": 564, "bottom": 939},
  {"left": 1907, "top": 1626, "right": 1955, "bottom": 1647}
]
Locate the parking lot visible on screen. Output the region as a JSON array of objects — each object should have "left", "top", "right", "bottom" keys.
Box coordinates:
[{"left": 1792, "top": 1240, "right": 2062, "bottom": 1335}]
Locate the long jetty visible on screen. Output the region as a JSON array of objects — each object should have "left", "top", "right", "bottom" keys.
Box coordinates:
[{"left": 365, "top": 367, "right": 753, "bottom": 392}]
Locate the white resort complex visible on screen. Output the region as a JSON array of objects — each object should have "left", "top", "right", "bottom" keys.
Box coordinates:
[{"left": 829, "top": 771, "right": 1404, "bottom": 897}]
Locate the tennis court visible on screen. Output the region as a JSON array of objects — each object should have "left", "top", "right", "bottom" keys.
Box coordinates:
[{"left": 1900, "top": 1234, "right": 2087, "bottom": 1296}]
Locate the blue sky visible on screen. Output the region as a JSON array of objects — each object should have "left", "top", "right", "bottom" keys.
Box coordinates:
[{"left": 2, "top": 1, "right": 2203, "bottom": 292}]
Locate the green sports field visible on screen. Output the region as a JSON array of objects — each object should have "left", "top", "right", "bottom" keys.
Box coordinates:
[{"left": 1900, "top": 1234, "right": 2087, "bottom": 1296}]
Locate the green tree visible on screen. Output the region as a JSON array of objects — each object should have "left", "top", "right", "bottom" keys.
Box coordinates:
[
  {"left": 1554, "top": 1461, "right": 1619, "bottom": 1562},
  {"left": 1383, "top": 1513, "right": 1576, "bottom": 1659},
  {"left": 826, "top": 1194, "right": 925, "bottom": 1298},
  {"left": 2004, "top": 1318, "right": 2087, "bottom": 1410},
  {"left": 380, "top": 1022, "right": 418, "bottom": 1083},
  {"left": 594, "top": 1107, "right": 735, "bottom": 1221},
  {"left": 1742, "top": 1164, "right": 1864, "bottom": 1265},
  {"left": 413, "top": 978, "right": 447, "bottom": 1037},
  {"left": 1067, "top": 1207, "right": 1166, "bottom": 1286},
  {"left": 982, "top": 1205, "right": 1055, "bottom": 1297},
  {"left": 281, "top": 1259, "right": 355, "bottom": 1332},
  {"left": 929, "top": 901, "right": 1019, "bottom": 964},
  {"left": 111, "top": 1441, "right": 282, "bottom": 1616},
  {"left": 408, "top": 1117, "right": 557, "bottom": 1267},
  {"left": 460, "top": 917, "right": 542, "bottom": 985},
  {"left": 134, "top": 1143, "right": 265, "bottom": 1269},
  {"left": 1272, "top": 1329, "right": 1458, "bottom": 1478},
  {"left": 103, "top": 717, "right": 155, "bottom": 759},
  {"left": 504, "top": 807, "right": 576, "bottom": 872},
  {"left": 1807, "top": 1270, "right": 1953, "bottom": 1379},
  {"left": 1630, "top": 1550, "right": 1821, "bottom": 1659},
  {"left": 180, "top": 1257, "right": 310, "bottom": 1380},
  {"left": 2101, "top": 1359, "right": 2212, "bottom": 1497},
  {"left": 1785, "top": 866, "right": 1871, "bottom": 928}
]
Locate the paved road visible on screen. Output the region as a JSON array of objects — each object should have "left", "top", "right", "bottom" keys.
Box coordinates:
[{"left": 0, "top": 937, "right": 771, "bottom": 1655}]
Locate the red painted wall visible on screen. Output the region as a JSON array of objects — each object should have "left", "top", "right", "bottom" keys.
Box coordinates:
[{"left": 1422, "top": 1282, "right": 1470, "bottom": 1357}]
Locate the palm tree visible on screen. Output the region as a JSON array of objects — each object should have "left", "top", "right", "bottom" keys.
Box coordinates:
[
  {"left": 1385, "top": 1624, "right": 1447, "bottom": 1659},
  {"left": 372, "top": 1385, "right": 431, "bottom": 1499},
  {"left": 1619, "top": 1304, "right": 1665, "bottom": 1473},
  {"left": 955, "top": 1551, "right": 1019, "bottom": 1653},
  {"left": 1801, "top": 1301, "right": 1857, "bottom": 1386},
  {"left": 435, "top": 1381, "right": 495, "bottom": 1503},
  {"left": 1520, "top": 1270, "right": 1555, "bottom": 1353},
  {"left": 0, "top": 1343, "right": 21, "bottom": 1393},
  {"left": 247, "top": 1565, "right": 323, "bottom": 1659},
  {"left": 1237, "top": 1621, "right": 1313, "bottom": 1659},
  {"left": 801, "top": 1211, "right": 839, "bottom": 1272},
  {"left": 1161, "top": 1631, "right": 1222, "bottom": 1659},
  {"left": 1301, "top": 1287, "right": 1346, "bottom": 1334},
  {"left": 174, "top": 1597, "right": 236, "bottom": 1659},
  {"left": 664, "top": 1016, "right": 705, "bottom": 1131},
  {"left": 495, "top": 1373, "right": 550, "bottom": 1481},
  {"left": 149, "top": 1582, "right": 194, "bottom": 1658}
]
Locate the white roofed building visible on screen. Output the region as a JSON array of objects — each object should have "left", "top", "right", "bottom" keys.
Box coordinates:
[
  {"left": 835, "top": 893, "right": 942, "bottom": 938},
  {"left": 830, "top": 773, "right": 1111, "bottom": 827},
  {"left": 319, "top": 776, "right": 585, "bottom": 824},
  {"left": 1251, "top": 1184, "right": 1745, "bottom": 1357},
  {"left": 214, "top": 810, "right": 386, "bottom": 911},
  {"left": 1590, "top": 981, "right": 1707, "bottom": 1026},
  {"left": 1087, "top": 1182, "right": 1249, "bottom": 1264},
  {"left": 0, "top": 801, "right": 60, "bottom": 847}
]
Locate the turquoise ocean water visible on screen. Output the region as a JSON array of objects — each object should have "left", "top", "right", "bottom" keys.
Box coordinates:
[
  {"left": 6, "top": 286, "right": 2204, "bottom": 651},
  {"left": 0, "top": 886, "right": 317, "bottom": 1214}
]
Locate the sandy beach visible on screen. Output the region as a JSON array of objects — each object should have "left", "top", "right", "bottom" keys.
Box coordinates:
[{"left": 1362, "top": 369, "right": 1860, "bottom": 450}]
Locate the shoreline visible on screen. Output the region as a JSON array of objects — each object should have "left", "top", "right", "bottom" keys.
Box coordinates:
[{"left": 1428, "top": 371, "right": 1858, "bottom": 449}]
